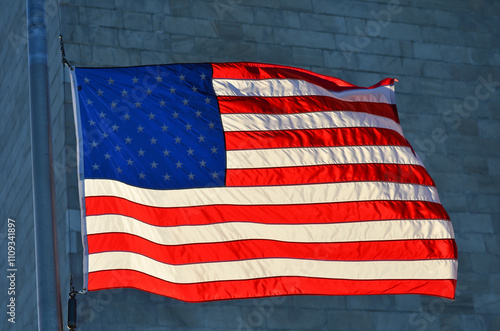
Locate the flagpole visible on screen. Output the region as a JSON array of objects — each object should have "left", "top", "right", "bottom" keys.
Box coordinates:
[{"left": 27, "top": 0, "right": 63, "bottom": 329}]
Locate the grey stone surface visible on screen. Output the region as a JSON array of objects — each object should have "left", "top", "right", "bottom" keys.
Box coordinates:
[
  {"left": 203, "top": 305, "right": 244, "bottom": 328},
  {"left": 123, "top": 12, "right": 154, "bottom": 31},
  {"left": 280, "top": 0, "right": 312, "bottom": 12},
  {"left": 300, "top": 13, "right": 347, "bottom": 33},
  {"left": 153, "top": 15, "right": 197, "bottom": 35},
  {"left": 157, "top": 303, "right": 205, "bottom": 327},
  {"left": 292, "top": 46, "right": 324, "bottom": 67},
  {"left": 293, "top": 295, "right": 346, "bottom": 310},
  {"left": 394, "top": 295, "right": 423, "bottom": 312},
  {"left": 413, "top": 42, "right": 443, "bottom": 61},
  {"left": 118, "top": 30, "right": 171, "bottom": 51},
  {"left": 455, "top": 233, "right": 487, "bottom": 253},
  {"left": 88, "top": 26, "right": 120, "bottom": 47},
  {"left": 212, "top": 21, "right": 244, "bottom": 40},
  {"left": 79, "top": 6, "right": 123, "bottom": 28},
  {"left": 191, "top": 0, "right": 254, "bottom": 23},
  {"left": 474, "top": 294, "right": 500, "bottom": 314},
  {"left": 242, "top": 24, "right": 273, "bottom": 42},
  {"left": 273, "top": 27, "right": 335, "bottom": 49},
  {"left": 327, "top": 310, "right": 377, "bottom": 330},
  {"left": 265, "top": 307, "right": 327, "bottom": 329},
  {"left": 254, "top": 7, "right": 301, "bottom": 28},
  {"left": 169, "top": 0, "right": 191, "bottom": 16},
  {"left": 114, "top": 0, "right": 170, "bottom": 14},
  {"left": 1, "top": 0, "right": 499, "bottom": 330}
]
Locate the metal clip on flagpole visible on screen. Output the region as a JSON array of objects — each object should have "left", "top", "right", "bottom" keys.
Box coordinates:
[
  {"left": 67, "top": 290, "right": 77, "bottom": 330},
  {"left": 59, "top": 35, "right": 72, "bottom": 69},
  {"left": 67, "top": 277, "right": 87, "bottom": 330}
]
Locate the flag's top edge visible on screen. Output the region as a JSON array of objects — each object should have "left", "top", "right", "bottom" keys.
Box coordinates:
[
  {"left": 212, "top": 62, "right": 395, "bottom": 90},
  {"left": 72, "top": 61, "right": 396, "bottom": 90}
]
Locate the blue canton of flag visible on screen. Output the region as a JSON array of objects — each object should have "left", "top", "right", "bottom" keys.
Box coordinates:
[{"left": 74, "top": 64, "right": 226, "bottom": 189}]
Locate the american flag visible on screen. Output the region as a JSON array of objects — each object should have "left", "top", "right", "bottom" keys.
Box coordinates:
[{"left": 71, "top": 62, "right": 457, "bottom": 301}]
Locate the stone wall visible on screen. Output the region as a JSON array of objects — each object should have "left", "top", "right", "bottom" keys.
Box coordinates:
[{"left": 1, "top": 0, "right": 499, "bottom": 330}]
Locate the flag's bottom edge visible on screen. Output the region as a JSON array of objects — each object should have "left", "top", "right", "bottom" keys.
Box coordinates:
[{"left": 86, "top": 270, "right": 457, "bottom": 302}]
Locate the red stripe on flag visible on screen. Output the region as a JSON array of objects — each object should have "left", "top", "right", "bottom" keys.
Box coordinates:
[
  {"left": 212, "top": 62, "right": 395, "bottom": 91},
  {"left": 218, "top": 96, "right": 399, "bottom": 122},
  {"left": 88, "top": 269, "right": 457, "bottom": 301},
  {"left": 226, "top": 164, "right": 435, "bottom": 187},
  {"left": 224, "top": 127, "right": 408, "bottom": 150},
  {"left": 85, "top": 197, "right": 450, "bottom": 227},
  {"left": 88, "top": 234, "right": 457, "bottom": 264}
]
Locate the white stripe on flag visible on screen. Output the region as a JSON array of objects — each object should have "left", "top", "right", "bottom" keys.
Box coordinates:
[
  {"left": 89, "top": 252, "right": 457, "bottom": 283},
  {"left": 226, "top": 145, "right": 423, "bottom": 169},
  {"left": 84, "top": 179, "right": 440, "bottom": 208},
  {"left": 221, "top": 111, "right": 403, "bottom": 135},
  {"left": 87, "top": 216, "right": 454, "bottom": 245},
  {"left": 213, "top": 79, "right": 395, "bottom": 104}
]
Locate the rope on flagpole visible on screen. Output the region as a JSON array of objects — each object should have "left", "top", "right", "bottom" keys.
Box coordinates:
[
  {"left": 57, "top": 8, "right": 87, "bottom": 331},
  {"left": 59, "top": 34, "right": 72, "bottom": 68}
]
